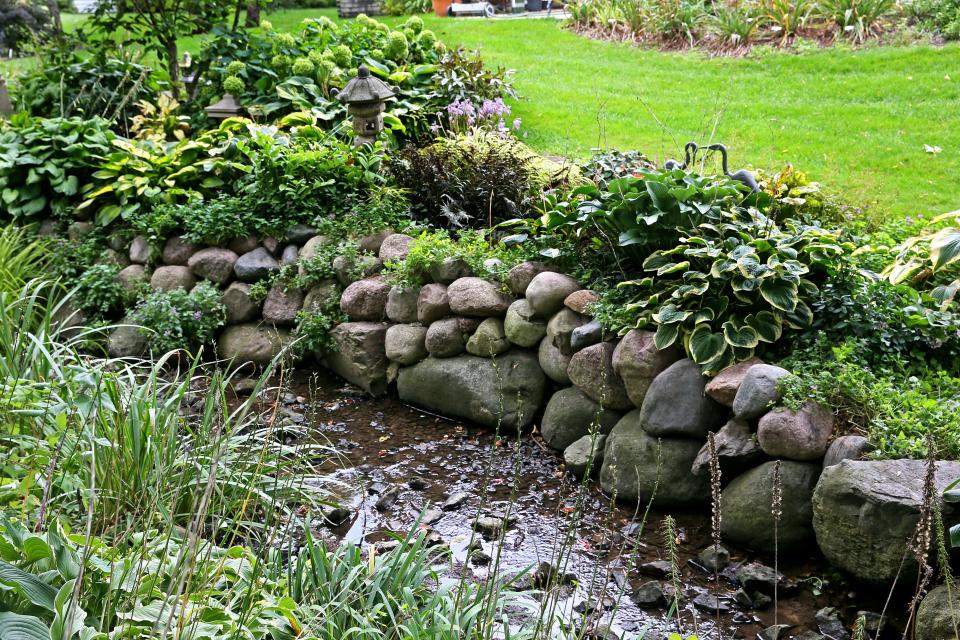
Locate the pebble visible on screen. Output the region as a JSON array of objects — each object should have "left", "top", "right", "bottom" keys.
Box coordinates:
[
  {"left": 408, "top": 476, "right": 431, "bottom": 490},
  {"left": 442, "top": 491, "right": 470, "bottom": 511},
  {"left": 692, "top": 592, "right": 732, "bottom": 613},
  {"left": 689, "top": 544, "right": 730, "bottom": 573},
  {"left": 631, "top": 581, "right": 669, "bottom": 608},
  {"left": 637, "top": 559, "right": 674, "bottom": 579},
  {"left": 758, "top": 624, "right": 793, "bottom": 640},
  {"left": 375, "top": 486, "right": 401, "bottom": 511}
]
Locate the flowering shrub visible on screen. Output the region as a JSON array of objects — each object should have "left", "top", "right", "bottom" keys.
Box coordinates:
[
  {"left": 443, "top": 97, "right": 521, "bottom": 136},
  {"left": 130, "top": 281, "right": 226, "bottom": 353}
]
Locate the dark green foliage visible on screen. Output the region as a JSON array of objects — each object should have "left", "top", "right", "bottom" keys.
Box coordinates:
[
  {"left": 13, "top": 45, "right": 163, "bottom": 132},
  {"left": 136, "top": 196, "right": 275, "bottom": 247},
  {"left": 0, "top": 0, "right": 53, "bottom": 53},
  {"left": 579, "top": 149, "right": 656, "bottom": 189},
  {"left": 74, "top": 263, "right": 126, "bottom": 317},
  {"left": 909, "top": 0, "right": 960, "bottom": 37},
  {"left": 129, "top": 282, "right": 226, "bottom": 352},
  {"left": 0, "top": 115, "right": 115, "bottom": 222}
]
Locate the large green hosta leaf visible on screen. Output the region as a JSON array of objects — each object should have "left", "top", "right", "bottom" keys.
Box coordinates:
[
  {"left": 722, "top": 320, "right": 760, "bottom": 349},
  {"left": 930, "top": 227, "right": 960, "bottom": 272},
  {"left": 759, "top": 279, "right": 799, "bottom": 312},
  {"left": 0, "top": 612, "right": 49, "bottom": 640},
  {"left": 688, "top": 324, "right": 727, "bottom": 364},
  {"left": 745, "top": 311, "right": 782, "bottom": 343}
]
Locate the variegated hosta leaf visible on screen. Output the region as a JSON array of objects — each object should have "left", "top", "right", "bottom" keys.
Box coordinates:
[
  {"left": 930, "top": 227, "right": 960, "bottom": 272},
  {"left": 652, "top": 303, "right": 689, "bottom": 324},
  {"left": 759, "top": 278, "right": 799, "bottom": 312},
  {"left": 745, "top": 311, "right": 782, "bottom": 343},
  {"left": 783, "top": 299, "right": 814, "bottom": 329},
  {"left": 722, "top": 320, "right": 760, "bottom": 349},
  {"left": 654, "top": 322, "right": 680, "bottom": 350},
  {"left": 931, "top": 279, "right": 960, "bottom": 310},
  {"left": 701, "top": 348, "right": 736, "bottom": 376},
  {"left": 688, "top": 324, "right": 728, "bottom": 364}
]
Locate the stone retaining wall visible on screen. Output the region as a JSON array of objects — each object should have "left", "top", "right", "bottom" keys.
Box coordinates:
[{"left": 107, "top": 230, "right": 960, "bottom": 625}]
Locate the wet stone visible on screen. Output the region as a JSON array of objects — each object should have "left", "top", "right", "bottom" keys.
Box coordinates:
[
  {"left": 408, "top": 477, "right": 431, "bottom": 491},
  {"left": 631, "top": 581, "right": 669, "bottom": 608},
  {"left": 375, "top": 485, "right": 401, "bottom": 511},
  {"left": 637, "top": 559, "right": 673, "bottom": 579},
  {"left": 690, "top": 544, "right": 730, "bottom": 573},
  {"left": 816, "top": 606, "right": 849, "bottom": 640},
  {"left": 736, "top": 562, "right": 783, "bottom": 595},
  {"left": 533, "top": 561, "right": 577, "bottom": 588},
  {"left": 692, "top": 593, "right": 732, "bottom": 613},
  {"left": 758, "top": 624, "right": 793, "bottom": 640},
  {"left": 442, "top": 491, "right": 470, "bottom": 511}
]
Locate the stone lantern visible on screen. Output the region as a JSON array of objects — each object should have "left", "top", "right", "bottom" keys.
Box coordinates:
[
  {"left": 336, "top": 65, "right": 396, "bottom": 146},
  {"left": 204, "top": 93, "right": 243, "bottom": 121}
]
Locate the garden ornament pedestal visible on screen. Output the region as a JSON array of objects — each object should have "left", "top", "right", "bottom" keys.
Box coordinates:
[
  {"left": 204, "top": 93, "right": 243, "bottom": 121},
  {"left": 336, "top": 65, "right": 397, "bottom": 147}
]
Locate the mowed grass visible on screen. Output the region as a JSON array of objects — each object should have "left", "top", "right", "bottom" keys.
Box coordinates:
[{"left": 5, "top": 9, "right": 958, "bottom": 218}]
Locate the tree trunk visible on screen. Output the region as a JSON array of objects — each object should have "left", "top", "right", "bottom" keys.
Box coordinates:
[
  {"left": 47, "top": 0, "right": 62, "bottom": 34},
  {"left": 165, "top": 39, "right": 180, "bottom": 95},
  {"left": 245, "top": 2, "right": 261, "bottom": 28}
]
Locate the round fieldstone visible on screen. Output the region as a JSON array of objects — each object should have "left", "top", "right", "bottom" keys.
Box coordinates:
[
  {"left": 430, "top": 257, "right": 473, "bottom": 284},
  {"left": 188, "top": 247, "right": 238, "bottom": 286},
  {"left": 600, "top": 410, "right": 710, "bottom": 506},
  {"left": 358, "top": 230, "right": 392, "bottom": 254},
  {"left": 228, "top": 235, "right": 258, "bottom": 255},
  {"left": 321, "top": 322, "right": 390, "bottom": 395},
  {"left": 285, "top": 224, "right": 318, "bottom": 245},
  {"left": 333, "top": 254, "right": 383, "bottom": 287},
  {"left": 507, "top": 261, "right": 553, "bottom": 296},
  {"left": 299, "top": 235, "right": 330, "bottom": 264},
  {"left": 526, "top": 272, "right": 581, "bottom": 317},
  {"left": 564, "top": 289, "right": 599, "bottom": 314},
  {"left": 571, "top": 319, "right": 603, "bottom": 351},
  {"left": 567, "top": 342, "right": 633, "bottom": 411},
  {"left": 705, "top": 357, "right": 764, "bottom": 406},
  {"left": 280, "top": 244, "right": 299, "bottom": 266},
  {"left": 466, "top": 318, "right": 510, "bottom": 357},
  {"left": 447, "top": 277, "right": 514, "bottom": 317},
  {"left": 504, "top": 299, "right": 547, "bottom": 347},
  {"left": 108, "top": 324, "right": 148, "bottom": 358},
  {"left": 721, "top": 461, "right": 821, "bottom": 554},
  {"left": 757, "top": 402, "right": 834, "bottom": 461},
  {"left": 379, "top": 234, "right": 414, "bottom": 263},
  {"left": 129, "top": 235, "right": 150, "bottom": 264},
  {"left": 218, "top": 323, "right": 291, "bottom": 366},
  {"left": 612, "top": 329, "right": 682, "bottom": 407},
  {"left": 162, "top": 235, "right": 198, "bottom": 265},
  {"left": 916, "top": 585, "right": 960, "bottom": 640},
  {"left": 546, "top": 308, "right": 585, "bottom": 356},
  {"left": 691, "top": 417, "right": 763, "bottom": 477},
  {"left": 340, "top": 277, "right": 391, "bottom": 321},
  {"left": 564, "top": 434, "right": 607, "bottom": 478},
  {"left": 234, "top": 247, "right": 279, "bottom": 283},
  {"left": 541, "top": 386, "right": 623, "bottom": 451},
  {"left": 639, "top": 358, "right": 725, "bottom": 438},
  {"left": 425, "top": 317, "right": 479, "bottom": 358},
  {"left": 150, "top": 265, "right": 195, "bottom": 292},
  {"left": 262, "top": 285, "right": 305, "bottom": 326},
  {"left": 386, "top": 286, "right": 419, "bottom": 323},
  {"left": 302, "top": 280, "right": 341, "bottom": 314},
  {"left": 732, "top": 364, "right": 791, "bottom": 419},
  {"left": 385, "top": 323, "right": 429, "bottom": 366},
  {"left": 417, "top": 283, "right": 450, "bottom": 324},
  {"left": 823, "top": 434, "right": 872, "bottom": 468},
  {"left": 117, "top": 264, "right": 147, "bottom": 291},
  {"left": 221, "top": 282, "right": 261, "bottom": 325},
  {"left": 538, "top": 335, "right": 572, "bottom": 385}
]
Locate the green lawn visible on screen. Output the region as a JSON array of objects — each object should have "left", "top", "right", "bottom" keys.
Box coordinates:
[{"left": 5, "top": 9, "right": 958, "bottom": 219}]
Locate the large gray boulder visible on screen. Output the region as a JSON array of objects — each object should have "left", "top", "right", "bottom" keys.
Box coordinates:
[
  {"left": 538, "top": 336, "right": 572, "bottom": 385},
  {"left": 525, "top": 272, "right": 581, "bottom": 317},
  {"left": 570, "top": 319, "right": 603, "bottom": 351},
  {"left": 397, "top": 351, "right": 546, "bottom": 430},
  {"left": 567, "top": 342, "right": 632, "bottom": 410},
  {"left": 222, "top": 282, "right": 261, "bottom": 324},
  {"left": 425, "top": 317, "right": 479, "bottom": 358},
  {"left": 813, "top": 459, "right": 960, "bottom": 583},
  {"left": 228, "top": 235, "right": 258, "bottom": 255},
  {"left": 417, "top": 284, "right": 450, "bottom": 324},
  {"left": 504, "top": 299, "right": 547, "bottom": 348},
  {"left": 466, "top": 318, "right": 510, "bottom": 357},
  {"left": 187, "top": 247, "right": 238, "bottom": 286},
  {"left": 564, "top": 434, "right": 607, "bottom": 478},
  {"left": 321, "top": 322, "right": 389, "bottom": 395},
  {"left": 162, "top": 236, "right": 198, "bottom": 266},
  {"left": 639, "top": 359, "right": 725, "bottom": 439},
  {"left": 691, "top": 417, "right": 763, "bottom": 477},
  {"left": 704, "top": 357, "right": 764, "bottom": 406},
  {"left": 721, "top": 461, "right": 821, "bottom": 554},
  {"left": 447, "top": 277, "right": 514, "bottom": 317},
  {"left": 262, "top": 285, "right": 304, "bottom": 326},
  {"left": 286, "top": 224, "right": 319, "bottom": 245},
  {"left": 916, "top": 584, "right": 960, "bottom": 640},
  {"left": 757, "top": 402, "right": 834, "bottom": 461},
  {"left": 540, "top": 387, "right": 623, "bottom": 452},
  {"left": 108, "top": 324, "right": 148, "bottom": 358},
  {"left": 385, "top": 323, "right": 428, "bottom": 366},
  {"left": 234, "top": 248, "right": 279, "bottom": 283},
  {"left": 386, "top": 286, "right": 420, "bottom": 323},
  {"left": 732, "top": 364, "right": 791, "bottom": 419},
  {"left": 612, "top": 330, "right": 681, "bottom": 407},
  {"left": 507, "top": 261, "right": 553, "bottom": 296},
  {"left": 340, "top": 277, "right": 391, "bottom": 321},
  {"left": 600, "top": 411, "right": 709, "bottom": 506},
  {"left": 218, "top": 324, "right": 291, "bottom": 366},
  {"left": 546, "top": 308, "right": 584, "bottom": 356},
  {"left": 150, "top": 265, "right": 195, "bottom": 292}
]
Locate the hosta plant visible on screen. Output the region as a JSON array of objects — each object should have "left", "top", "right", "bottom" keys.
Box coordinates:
[
  {"left": 619, "top": 207, "right": 846, "bottom": 373},
  {"left": 882, "top": 209, "right": 960, "bottom": 309}
]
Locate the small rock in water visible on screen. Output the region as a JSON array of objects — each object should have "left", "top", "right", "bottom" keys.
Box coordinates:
[
  {"left": 422, "top": 509, "right": 443, "bottom": 525},
  {"left": 425, "top": 531, "right": 445, "bottom": 547},
  {"left": 233, "top": 378, "right": 258, "bottom": 395},
  {"left": 474, "top": 516, "right": 507, "bottom": 538},
  {"left": 408, "top": 476, "right": 431, "bottom": 491},
  {"left": 736, "top": 561, "right": 783, "bottom": 594},
  {"left": 637, "top": 559, "right": 673, "bottom": 578},
  {"left": 321, "top": 506, "right": 351, "bottom": 527},
  {"left": 757, "top": 624, "right": 792, "bottom": 640},
  {"left": 470, "top": 548, "right": 492, "bottom": 565},
  {"left": 373, "top": 539, "right": 401, "bottom": 553},
  {"left": 573, "top": 596, "right": 615, "bottom": 614},
  {"left": 733, "top": 588, "right": 771, "bottom": 610},
  {"left": 533, "top": 561, "right": 577, "bottom": 588},
  {"left": 690, "top": 544, "right": 730, "bottom": 573},
  {"left": 631, "top": 581, "right": 669, "bottom": 608},
  {"left": 816, "top": 606, "right": 849, "bottom": 640},
  {"left": 375, "top": 486, "right": 401, "bottom": 511},
  {"left": 692, "top": 592, "right": 731, "bottom": 613},
  {"left": 442, "top": 491, "right": 470, "bottom": 511}
]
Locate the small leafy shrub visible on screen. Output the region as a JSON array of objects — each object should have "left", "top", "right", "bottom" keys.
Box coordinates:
[
  {"left": 137, "top": 196, "right": 273, "bottom": 247},
  {"left": 391, "top": 132, "right": 570, "bottom": 229},
  {"left": 761, "top": 0, "right": 812, "bottom": 39},
  {"left": 579, "top": 149, "right": 656, "bottom": 188},
  {"left": 711, "top": 4, "right": 760, "bottom": 46},
  {"left": 295, "top": 298, "right": 347, "bottom": 354},
  {"left": 0, "top": 115, "right": 115, "bottom": 222},
  {"left": 433, "top": 46, "right": 517, "bottom": 103},
  {"left": 780, "top": 340, "right": 960, "bottom": 459},
  {"left": 882, "top": 210, "right": 960, "bottom": 309},
  {"left": 73, "top": 262, "right": 126, "bottom": 318},
  {"left": 908, "top": 0, "right": 960, "bottom": 37},
  {"left": 818, "top": 0, "right": 896, "bottom": 40},
  {"left": 0, "top": 0, "right": 53, "bottom": 53},
  {"left": 129, "top": 282, "right": 226, "bottom": 352},
  {"left": 13, "top": 46, "right": 163, "bottom": 132}
]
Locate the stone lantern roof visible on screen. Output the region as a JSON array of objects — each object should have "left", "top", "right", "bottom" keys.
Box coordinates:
[{"left": 337, "top": 65, "right": 396, "bottom": 105}]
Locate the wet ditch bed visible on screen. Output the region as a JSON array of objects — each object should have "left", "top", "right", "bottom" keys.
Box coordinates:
[{"left": 256, "top": 368, "right": 899, "bottom": 639}]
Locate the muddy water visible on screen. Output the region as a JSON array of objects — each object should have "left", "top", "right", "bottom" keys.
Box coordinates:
[{"left": 276, "top": 369, "right": 890, "bottom": 639}]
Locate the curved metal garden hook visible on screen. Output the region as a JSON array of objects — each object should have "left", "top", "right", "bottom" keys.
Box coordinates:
[{"left": 704, "top": 143, "right": 760, "bottom": 192}]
